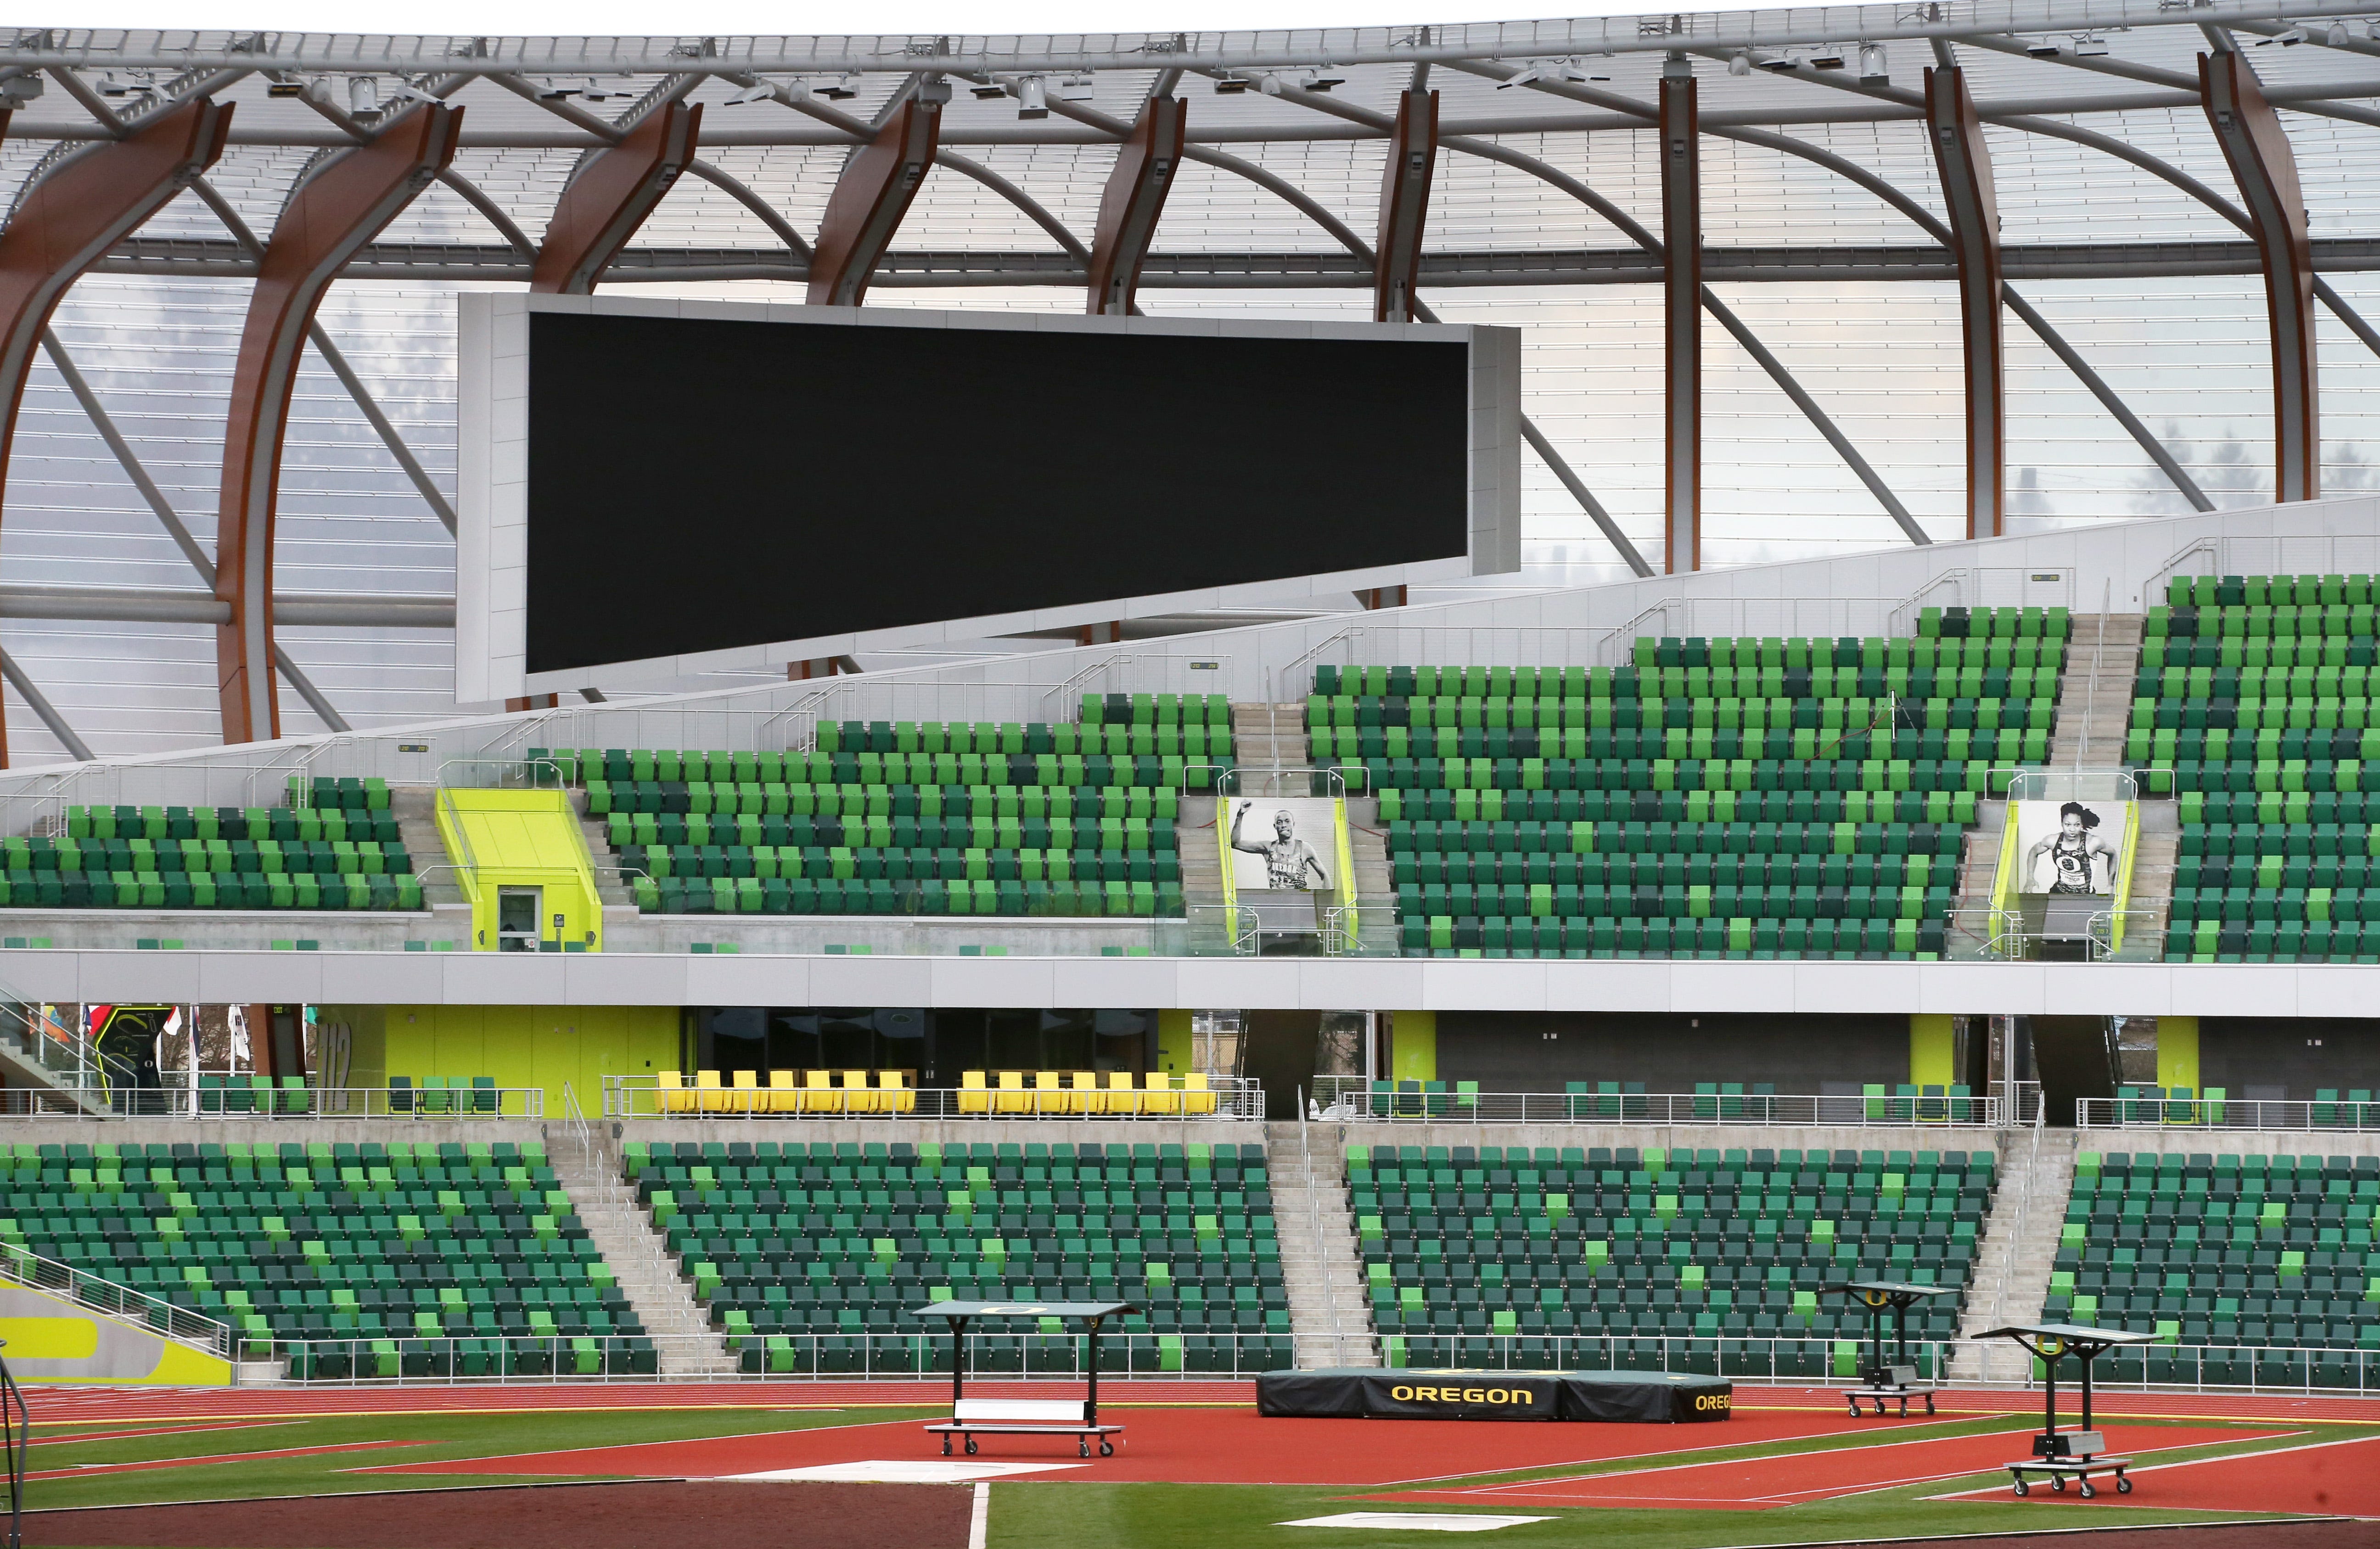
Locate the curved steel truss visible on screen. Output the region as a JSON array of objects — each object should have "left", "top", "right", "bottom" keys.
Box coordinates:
[{"left": 1, "top": 2, "right": 2378, "bottom": 758}]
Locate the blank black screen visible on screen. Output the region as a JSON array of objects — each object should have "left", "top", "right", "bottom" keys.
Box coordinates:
[{"left": 523, "top": 311, "right": 1471, "bottom": 675}]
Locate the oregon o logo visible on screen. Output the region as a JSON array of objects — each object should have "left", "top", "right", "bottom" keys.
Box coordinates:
[{"left": 1694, "top": 1393, "right": 1733, "bottom": 1411}]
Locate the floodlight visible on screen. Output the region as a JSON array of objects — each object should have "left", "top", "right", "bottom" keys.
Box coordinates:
[
  {"left": 967, "top": 81, "right": 1007, "bottom": 99},
  {"left": 2074, "top": 36, "right": 2110, "bottom": 55},
  {"left": 726, "top": 79, "right": 777, "bottom": 105},
  {"left": 816, "top": 74, "right": 859, "bottom": 100},
  {"left": 1728, "top": 50, "right": 1752, "bottom": 75},
  {"left": 266, "top": 76, "right": 306, "bottom": 98},
  {"left": 2026, "top": 39, "right": 2062, "bottom": 56},
  {"left": 1017, "top": 75, "right": 1050, "bottom": 118},
  {"left": 1859, "top": 45, "right": 1888, "bottom": 84},
  {"left": 348, "top": 75, "right": 379, "bottom": 114},
  {"left": 96, "top": 73, "right": 136, "bottom": 95},
  {"left": 1756, "top": 52, "right": 1802, "bottom": 71},
  {"left": 2275, "top": 26, "right": 2307, "bottom": 43},
  {"left": 1308, "top": 66, "right": 1346, "bottom": 90},
  {"left": 1212, "top": 72, "right": 1252, "bottom": 93},
  {"left": 580, "top": 79, "right": 630, "bottom": 102},
  {"left": 1810, "top": 43, "right": 1847, "bottom": 68},
  {"left": 534, "top": 79, "right": 580, "bottom": 99},
  {"left": 387, "top": 83, "right": 443, "bottom": 105},
  {"left": 2327, "top": 20, "right": 2352, "bottom": 44},
  {"left": 1057, "top": 74, "right": 1095, "bottom": 101}
]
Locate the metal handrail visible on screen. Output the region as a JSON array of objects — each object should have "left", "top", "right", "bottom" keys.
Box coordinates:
[
  {"left": 436, "top": 756, "right": 563, "bottom": 790},
  {"left": 0, "top": 1334, "right": 20, "bottom": 1549},
  {"left": 0, "top": 1240, "right": 236, "bottom": 1359},
  {"left": 1297, "top": 1087, "right": 1345, "bottom": 1366},
  {"left": 2077, "top": 1095, "right": 2380, "bottom": 1130},
  {"left": 0, "top": 1084, "right": 545, "bottom": 1119},
  {"left": 1986, "top": 1106, "right": 2046, "bottom": 1332},
  {"left": 2141, "top": 537, "right": 2222, "bottom": 614},
  {"left": 1310, "top": 1080, "right": 2003, "bottom": 1127}
]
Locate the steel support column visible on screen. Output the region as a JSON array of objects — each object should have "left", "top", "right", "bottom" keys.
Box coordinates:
[
  {"left": 530, "top": 99, "right": 703, "bottom": 294},
  {"left": 806, "top": 96, "right": 939, "bottom": 306},
  {"left": 1925, "top": 65, "right": 2005, "bottom": 539},
  {"left": 213, "top": 103, "right": 461, "bottom": 745},
  {"left": 1659, "top": 73, "right": 1699, "bottom": 573},
  {"left": 1086, "top": 94, "right": 1184, "bottom": 315},
  {"left": 0, "top": 97, "right": 230, "bottom": 765},
  {"left": 2201, "top": 48, "right": 2319, "bottom": 501},
  {"left": 1373, "top": 89, "right": 1437, "bottom": 322}
]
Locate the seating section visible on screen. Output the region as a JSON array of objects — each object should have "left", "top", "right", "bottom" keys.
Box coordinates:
[
  {"left": 2051, "top": 1149, "right": 2380, "bottom": 1387},
  {"left": 12, "top": 801, "right": 420, "bottom": 911},
  {"left": 0, "top": 1139, "right": 643, "bottom": 1379},
  {"left": 2137, "top": 575, "right": 2380, "bottom": 962},
  {"left": 629, "top": 1138, "right": 1290, "bottom": 1375},
  {"left": 1348, "top": 1143, "right": 1992, "bottom": 1376},
  {"left": 1324, "top": 609, "right": 2065, "bottom": 957},
  {"left": 544, "top": 705, "right": 1219, "bottom": 919}
]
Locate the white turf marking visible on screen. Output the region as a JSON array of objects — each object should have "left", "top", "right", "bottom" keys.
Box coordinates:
[
  {"left": 969, "top": 1481, "right": 991, "bottom": 1549},
  {"left": 1280, "top": 1514, "right": 1555, "bottom": 1532},
  {"left": 725, "top": 1459, "right": 1082, "bottom": 1484}
]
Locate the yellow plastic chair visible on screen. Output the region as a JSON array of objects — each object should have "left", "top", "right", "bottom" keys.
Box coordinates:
[
  {"left": 768, "top": 1070, "right": 799, "bottom": 1113},
  {"left": 695, "top": 1070, "right": 727, "bottom": 1113},
  {"left": 878, "top": 1069, "right": 916, "bottom": 1114},
  {"left": 1033, "top": 1070, "right": 1064, "bottom": 1115},
  {"left": 1144, "top": 1071, "right": 1181, "bottom": 1116},
  {"left": 803, "top": 1068, "right": 841, "bottom": 1115},
  {"left": 995, "top": 1071, "right": 1029, "bottom": 1114},
  {"left": 841, "top": 1070, "right": 876, "bottom": 1115},
  {"left": 730, "top": 1070, "right": 760, "bottom": 1115},
  {"left": 1184, "top": 1072, "right": 1218, "bottom": 1116},
  {"left": 656, "top": 1070, "right": 691, "bottom": 1115},
  {"left": 1106, "top": 1070, "right": 1140, "bottom": 1116},
  {"left": 959, "top": 1071, "right": 991, "bottom": 1115},
  {"left": 1069, "top": 1071, "right": 1103, "bottom": 1115}
]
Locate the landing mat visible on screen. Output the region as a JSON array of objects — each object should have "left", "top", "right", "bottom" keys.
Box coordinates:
[{"left": 1256, "top": 1367, "right": 1732, "bottom": 1423}]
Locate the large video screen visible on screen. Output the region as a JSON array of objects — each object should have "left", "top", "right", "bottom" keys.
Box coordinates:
[{"left": 459, "top": 298, "right": 1517, "bottom": 695}]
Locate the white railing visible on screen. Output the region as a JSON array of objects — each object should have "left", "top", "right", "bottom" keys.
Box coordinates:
[
  {"left": 1312, "top": 1081, "right": 2003, "bottom": 1128},
  {"left": 0, "top": 1085, "right": 546, "bottom": 1119},
  {"left": 2077, "top": 1096, "right": 2380, "bottom": 1130},
  {"left": 0, "top": 1243, "right": 236, "bottom": 1359},
  {"left": 1297, "top": 1088, "right": 1346, "bottom": 1366},
  {"left": 604, "top": 1073, "right": 1265, "bottom": 1122}
]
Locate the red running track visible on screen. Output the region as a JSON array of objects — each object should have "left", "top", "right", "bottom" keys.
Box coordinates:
[
  {"left": 1378, "top": 1425, "right": 2290, "bottom": 1512},
  {"left": 1936, "top": 1432, "right": 2380, "bottom": 1517},
  {"left": 359, "top": 1405, "right": 1885, "bottom": 1488}
]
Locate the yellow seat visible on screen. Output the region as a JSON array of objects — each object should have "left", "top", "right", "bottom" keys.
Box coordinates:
[
  {"left": 695, "top": 1070, "right": 727, "bottom": 1113},
  {"left": 1069, "top": 1071, "right": 1103, "bottom": 1115},
  {"left": 768, "top": 1070, "right": 799, "bottom": 1114},
  {"left": 959, "top": 1070, "right": 991, "bottom": 1116},
  {"left": 803, "top": 1068, "right": 841, "bottom": 1115},
  {"left": 1144, "top": 1071, "right": 1181, "bottom": 1116},
  {"left": 656, "top": 1070, "right": 692, "bottom": 1115},
  {"left": 841, "top": 1069, "right": 876, "bottom": 1115},
  {"left": 995, "top": 1071, "right": 1029, "bottom": 1114},
  {"left": 730, "top": 1069, "right": 760, "bottom": 1114},
  {"left": 1184, "top": 1072, "right": 1217, "bottom": 1116},
  {"left": 1033, "top": 1070, "right": 1064, "bottom": 1115},
  {"left": 878, "top": 1069, "right": 916, "bottom": 1114},
  {"left": 1106, "top": 1069, "right": 1140, "bottom": 1116}
]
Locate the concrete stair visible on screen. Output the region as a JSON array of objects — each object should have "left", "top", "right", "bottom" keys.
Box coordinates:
[
  {"left": 548, "top": 1129, "right": 738, "bottom": 1377},
  {"left": 1230, "top": 703, "right": 1309, "bottom": 770},
  {"left": 1952, "top": 1127, "right": 2079, "bottom": 1382},
  {"left": 2050, "top": 614, "right": 2144, "bottom": 769},
  {"left": 390, "top": 787, "right": 466, "bottom": 910},
  {"left": 1267, "top": 1123, "right": 1376, "bottom": 1370}
]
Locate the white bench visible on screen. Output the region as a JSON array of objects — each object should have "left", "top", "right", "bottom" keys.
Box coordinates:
[{"left": 927, "top": 1398, "right": 1123, "bottom": 1458}]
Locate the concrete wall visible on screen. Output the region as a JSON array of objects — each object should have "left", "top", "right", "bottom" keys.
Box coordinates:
[
  {"left": 0, "top": 1281, "right": 231, "bottom": 1386},
  {"left": 325, "top": 1003, "right": 680, "bottom": 1117},
  {"left": 1428, "top": 1010, "right": 1913, "bottom": 1093},
  {"left": 2196, "top": 1018, "right": 2380, "bottom": 1101}
]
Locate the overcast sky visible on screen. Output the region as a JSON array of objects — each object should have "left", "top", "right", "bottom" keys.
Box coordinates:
[{"left": 49, "top": 0, "right": 1806, "bottom": 40}]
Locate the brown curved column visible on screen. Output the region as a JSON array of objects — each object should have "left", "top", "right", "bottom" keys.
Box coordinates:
[
  {"left": 1086, "top": 95, "right": 1185, "bottom": 316},
  {"left": 2201, "top": 50, "right": 2319, "bottom": 502},
  {"left": 806, "top": 97, "right": 940, "bottom": 306},
  {"left": 530, "top": 101, "right": 704, "bottom": 295},
  {"left": 0, "top": 98, "right": 231, "bottom": 766},
  {"left": 214, "top": 104, "right": 462, "bottom": 745},
  {"left": 1925, "top": 65, "right": 2006, "bottom": 540},
  {"left": 1373, "top": 89, "right": 1437, "bottom": 323}
]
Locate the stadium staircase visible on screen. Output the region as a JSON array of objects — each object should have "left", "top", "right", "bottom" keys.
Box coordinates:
[
  {"left": 392, "top": 787, "right": 466, "bottom": 915},
  {"left": 549, "top": 1134, "right": 737, "bottom": 1376},
  {"left": 1230, "top": 703, "right": 1309, "bottom": 770},
  {"left": 1950, "top": 1126, "right": 2077, "bottom": 1378},
  {"left": 2051, "top": 614, "right": 2144, "bottom": 767},
  {"left": 1266, "top": 1125, "right": 1376, "bottom": 1368}
]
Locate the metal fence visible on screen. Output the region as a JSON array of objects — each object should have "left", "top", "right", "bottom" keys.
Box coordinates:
[
  {"left": 0, "top": 1085, "right": 547, "bottom": 1120},
  {"left": 604, "top": 1074, "right": 1266, "bottom": 1123},
  {"left": 2077, "top": 1096, "right": 2380, "bottom": 1131},
  {"left": 259, "top": 1331, "right": 1291, "bottom": 1384},
  {"left": 1312, "top": 1080, "right": 2003, "bottom": 1128},
  {"left": 0, "top": 1244, "right": 234, "bottom": 1359}
]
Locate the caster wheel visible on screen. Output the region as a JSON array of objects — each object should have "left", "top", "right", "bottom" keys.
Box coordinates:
[
  {"left": 2014, "top": 1481, "right": 2029, "bottom": 1497},
  {"left": 1100, "top": 1441, "right": 1114, "bottom": 1458},
  {"left": 1925, "top": 1397, "right": 1937, "bottom": 1415},
  {"left": 2051, "top": 1476, "right": 2066, "bottom": 1493},
  {"left": 2116, "top": 1476, "right": 2132, "bottom": 1495},
  {"left": 1079, "top": 1443, "right": 1089, "bottom": 1459},
  {"left": 2081, "top": 1481, "right": 2096, "bottom": 1499},
  {"left": 965, "top": 1438, "right": 978, "bottom": 1456},
  {"left": 941, "top": 1440, "right": 953, "bottom": 1457}
]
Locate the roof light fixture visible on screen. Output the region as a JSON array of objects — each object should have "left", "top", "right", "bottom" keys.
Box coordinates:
[
  {"left": 726, "top": 79, "right": 777, "bottom": 105},
  {"left": 1212, "top": 71, "right": 1252, "bottom": 93},
  {"left": 348, "top": 75, "right": 379, "bottom": 114},
  {"left": 2327, "top": 20, "right": 2352, "bottom": 44},
  {"left": 1859, "top": 44, "right": 1888, "bottom": 83},
  {"left": 815, "top": 74, "right": 859, "bottom": 100},
  {"left": 1809, "top": 42, "right": 1847, "bottom": 68},
  {"left": 1056, "top": 73, "right": 1095, "bottom": 101},
  {"left": 1755, "top": 51, "right": 1802, "bottom": 72},
  {"left": 2026, "top": 39, "right": 2062, "bottom": 56},
  {"left": 2073, "top": 35, "right": 2110, "bottom": 55},
  {"left": 1017, "top": 74, "right": 1050, "bottom": 117},
  {"left": 1728, "top": 50, "right": 1752, "bottom": 75}
]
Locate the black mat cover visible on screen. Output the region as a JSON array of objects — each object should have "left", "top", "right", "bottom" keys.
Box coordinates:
[{"left": 1255, "top": 1367, "right": 1733, "bottom": 1423}]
